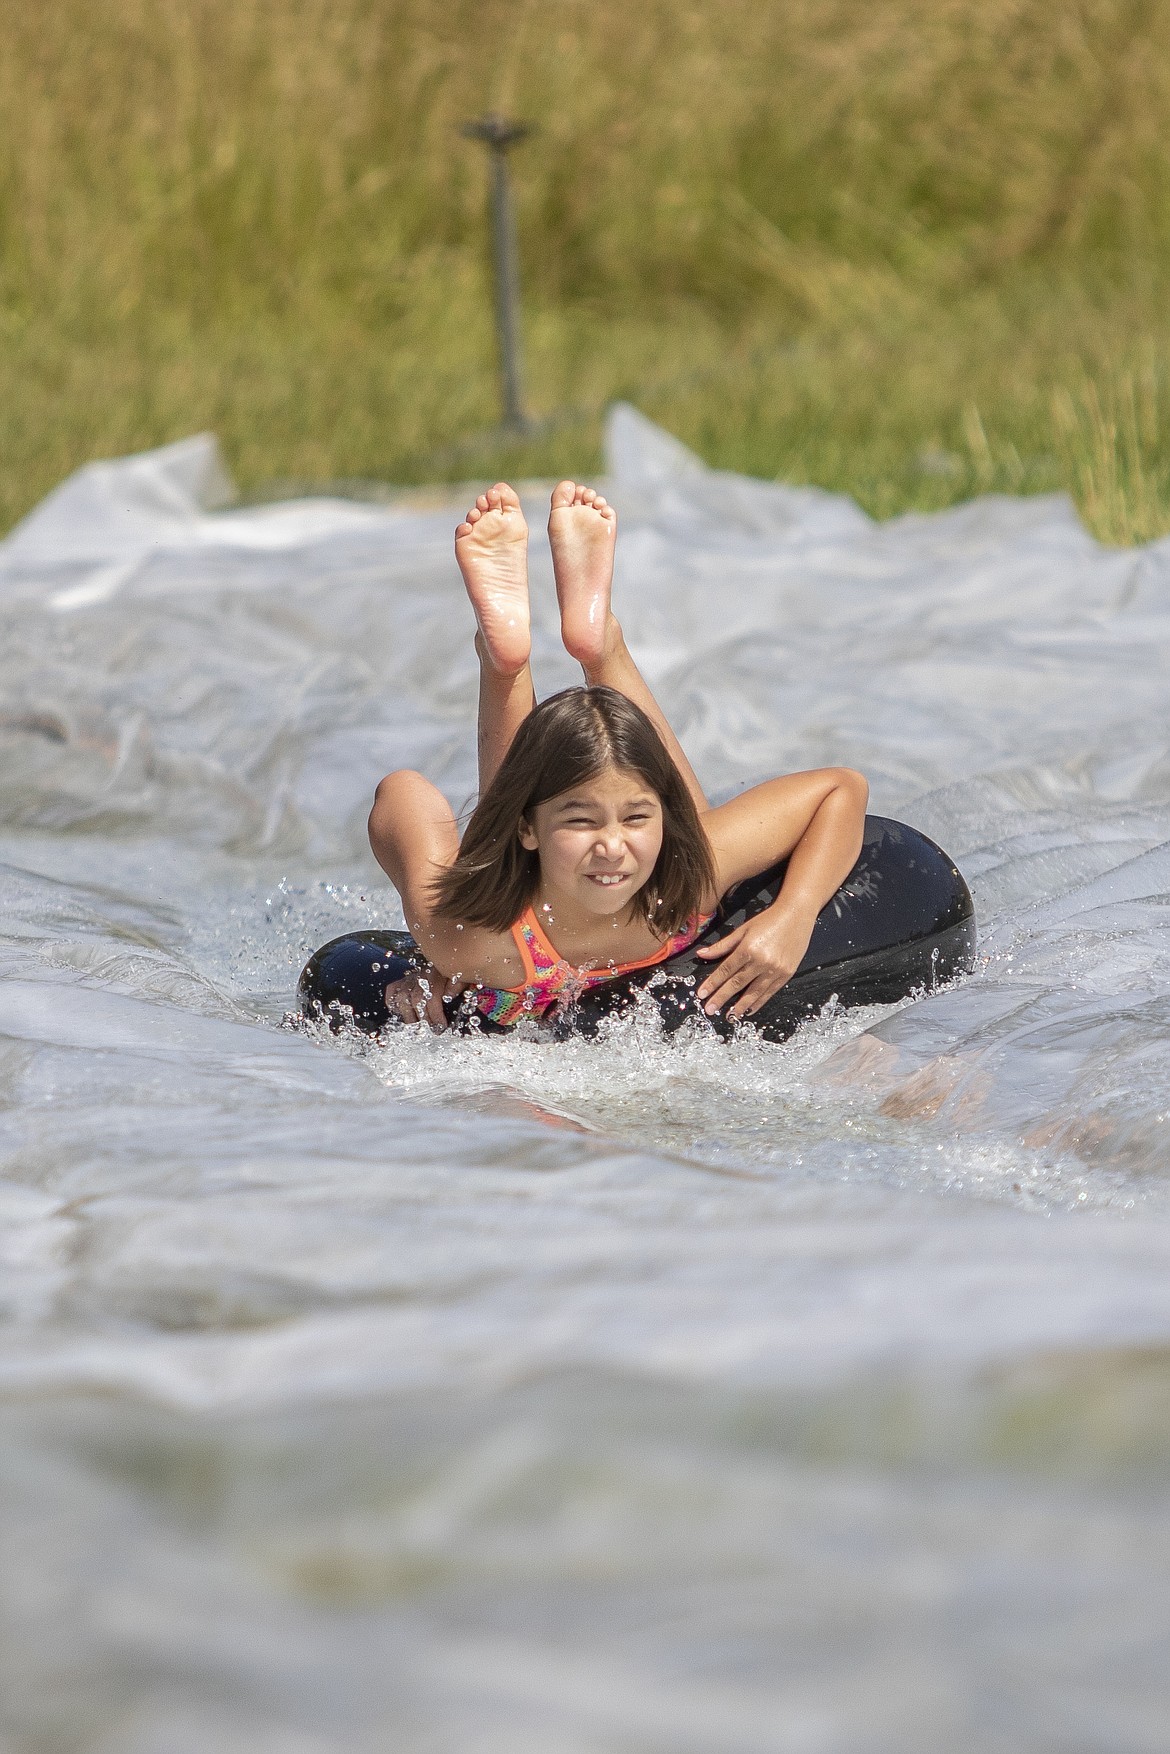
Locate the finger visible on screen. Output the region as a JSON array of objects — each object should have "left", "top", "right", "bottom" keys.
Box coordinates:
[
  {"left": 707, "top": 958, "right": 787, "bottom": 1014},
  {"left": 385, "top": 980, "right": 417, "bottom": 1023},
  {"left": 424, "top": 989, "right": 449, "bottom": 1031},
  {"left": 695, "top": 927, "right": 743, "bottom": 961},
  {"left": 698, "top": 972, "right": 738, "bottom": 1007},
  {"left": 694, "top": 954, "right": 750, "bottom": 996},
  {"left": 734, "top": 964, "right": 798, "bottom": 1016},
  {"left": 700, "top": 963, "right": 753, "bottom": 1013},
  {"left": 730, "top": 975, "right": 780, "bottom": 1019}
]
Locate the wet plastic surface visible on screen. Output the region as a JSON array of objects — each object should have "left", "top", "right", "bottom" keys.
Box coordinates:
[{"left": 3, "top": 410, "right": 1170, "bottom": 1751}]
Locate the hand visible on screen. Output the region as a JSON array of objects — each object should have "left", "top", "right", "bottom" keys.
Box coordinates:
[
  {"left": 694, "top": 906, "right": 816, "bottom": 1020},
  {"left": 384, "top": 964, "right": 466, "bottom": 1031}
]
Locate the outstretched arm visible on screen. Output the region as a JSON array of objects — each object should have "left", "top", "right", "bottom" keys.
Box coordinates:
[{"left": 696, "top": 767, "right": 868, "bottom": 1020}]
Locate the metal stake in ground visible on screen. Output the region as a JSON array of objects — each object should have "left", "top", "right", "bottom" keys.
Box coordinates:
[{"left": 462, "top": 114, "right": 533, "bottom": 434}]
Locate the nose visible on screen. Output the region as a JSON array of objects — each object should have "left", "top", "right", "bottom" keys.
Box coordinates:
[{"left": 593, "top": 826, "right": 624, "bottom": 860}]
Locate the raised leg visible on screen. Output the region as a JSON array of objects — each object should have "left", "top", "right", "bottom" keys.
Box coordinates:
[
  {"left": 455, "top": 483, "right": 537, "bottom": 791},
  {"left": 548, "top": 480, "right": 709, "bottom": 813},
  {"left": 475, "top": 631, "right": 536, "bottom": 795}
]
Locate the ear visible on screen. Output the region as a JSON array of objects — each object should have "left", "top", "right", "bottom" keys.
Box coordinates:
[{"left": 518, "top": 816, "right": 539, "bottom": 852}]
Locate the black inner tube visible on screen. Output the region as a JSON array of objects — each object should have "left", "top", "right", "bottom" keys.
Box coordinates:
[{"left": 297, "top": 815, "right": 975, "bottom": 1043}]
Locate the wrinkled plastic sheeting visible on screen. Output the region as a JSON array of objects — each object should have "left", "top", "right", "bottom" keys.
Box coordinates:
[
  {"left": 1, "top": 433, "right": 237, "bottom": 579},
  {"left": 7, "top": 411, "right": 1170, "bottom": 1754},
  {"left": 0, "top": 432, "right": 392, "bottom": 610}
]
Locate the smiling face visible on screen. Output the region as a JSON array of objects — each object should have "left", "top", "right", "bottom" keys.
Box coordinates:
[{"left": 518, "top": 765, "right": 665, "bottom": 921}]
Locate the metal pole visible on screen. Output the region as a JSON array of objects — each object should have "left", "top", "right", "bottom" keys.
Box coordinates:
[
  {"left": 462, "top": 114, "right": 533, "bottom": 433},
  {"left": 489, "top": 148, "right": 524, "bottom": 431}
]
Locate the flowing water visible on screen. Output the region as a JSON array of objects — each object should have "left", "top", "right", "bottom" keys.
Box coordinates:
[{"left": 2, "top": 407, "right": 1170, "bottom": 1752}]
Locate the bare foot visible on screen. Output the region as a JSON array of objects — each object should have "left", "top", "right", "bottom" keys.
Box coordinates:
[
  {"left": 455, "top": 483, "right": 530, "bottom": 673},
  {"left": 548, "top": 481, "right": 617, "bottom": 669}
]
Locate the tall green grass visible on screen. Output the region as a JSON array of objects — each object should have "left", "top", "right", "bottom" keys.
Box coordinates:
[{"left": 2, "top": 0, "right": 1170, "bottom": 540}]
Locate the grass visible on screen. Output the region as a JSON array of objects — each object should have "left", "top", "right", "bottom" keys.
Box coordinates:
[{"left": 3, "top": 0, "right": 1170, "bottom": 541}]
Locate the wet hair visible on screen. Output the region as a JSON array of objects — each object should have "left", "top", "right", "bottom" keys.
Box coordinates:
[{"left": 431, "top": 686, "right": 716, "bottom": 935}]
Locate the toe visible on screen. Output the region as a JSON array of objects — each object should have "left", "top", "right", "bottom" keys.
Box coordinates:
[
  {"left": 551, "top": 480, "right": 576, "bottom": 508},
  {"left": 456, "top": 520, "right": 473, "bottom": 538},
  {"left": 482, "top": 481, "right": 520, "bottom": 515}
]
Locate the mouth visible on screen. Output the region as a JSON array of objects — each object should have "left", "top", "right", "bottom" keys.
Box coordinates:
[{"left": 585, "top": 872, "right": 631, "bottom": 888}]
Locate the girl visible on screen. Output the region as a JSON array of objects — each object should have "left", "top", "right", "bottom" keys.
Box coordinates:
[{"left": 368, "top": 481, "right": 868, "bottom": 1031}]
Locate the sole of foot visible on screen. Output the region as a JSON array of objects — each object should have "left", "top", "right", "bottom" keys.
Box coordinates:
[
  {"left": 455, "top": 482, "right": 531, "bottom": 674},
  {"left": 548, "top": 480, "right": 617, "bottom": 669}
]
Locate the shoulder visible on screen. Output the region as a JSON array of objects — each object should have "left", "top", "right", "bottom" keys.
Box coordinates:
[
  {"left": 696, "top": 801, "right": 753, "bottom": 893},
  {"left": 413, "top": 916, "right": 527, "bottom": 990}
]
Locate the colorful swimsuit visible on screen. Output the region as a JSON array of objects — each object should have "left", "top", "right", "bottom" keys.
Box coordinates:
[{"left": 471, "top": 905, "right": 714, "bottom": 1030}]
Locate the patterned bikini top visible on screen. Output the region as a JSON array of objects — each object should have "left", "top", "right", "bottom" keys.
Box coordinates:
[{"left": 471, "top": 904, "right": 714, "bottom": 1030}]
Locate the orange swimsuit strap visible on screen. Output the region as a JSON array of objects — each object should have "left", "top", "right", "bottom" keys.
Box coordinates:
[{"left": 472, "top": 904, "right": 713, "bottom": 1029}]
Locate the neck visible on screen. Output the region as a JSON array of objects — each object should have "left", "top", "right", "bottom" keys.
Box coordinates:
[{"left": 530, "top": 883, "right": 637, "bottom": 948}]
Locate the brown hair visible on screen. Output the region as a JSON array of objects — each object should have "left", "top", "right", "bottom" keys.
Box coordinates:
[{"left": 431, "top": 686, "right": 716, "bottom": 935}]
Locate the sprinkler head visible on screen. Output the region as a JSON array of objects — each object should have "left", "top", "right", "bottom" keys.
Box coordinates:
[{"left": 461, "top": 113, "right": 533, "bottom": 152}]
